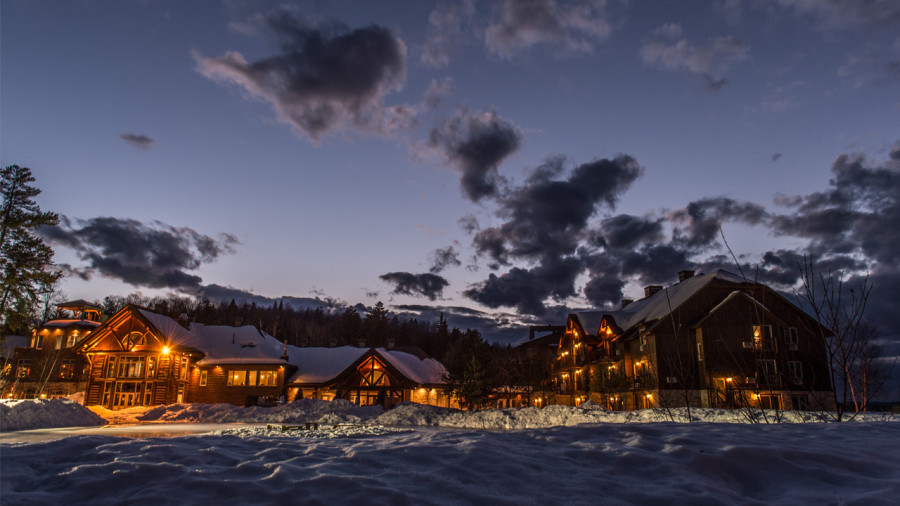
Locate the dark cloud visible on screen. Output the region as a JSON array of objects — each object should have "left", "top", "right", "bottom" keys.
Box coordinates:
[
  {"left": 194, "top": 12, "right": 408, "bottom": 142},
  {"left": 463, "top": 256, "right": 583, "bottom": 316},
  {"left": 428, "top": 109, "right": 522, "bottom": 202},
  {"left": 429, "top": 246, "right": 462, "bottom": 273},
  {"left": 669, "top": 197, "right": 769, "bottom": 249},
  {"left": 771, "top": 153, "right": 783, "bottom": 162},
  {"left": 462, "top": 155, "right": 643, "bottom": 314},
  {"left": 640, "top": 24, "right": 749, "bottom": 90},
  {"left": 771, "top": 152, "right": 900, "bottom": 266},
  {"left": 120, "top": 133, "right": 154, "bottom": 150},
  {"left": 379, "top": 272, "right": 449, "bottom": 301},
  {"left": 473, "top": 156, "right": 644, "bottom": 265},
  {"left": 40, "top": 217, "right": 238, "bottom": 291},
  {"left": 619, "top": 244, "right": 693, "bottom": 285},
  {"left": 485, "top": 0, "right": 612, "bottom": 59},
  {"left": 582, "top": 274, "right": 625, "bottom": 309},
  {"left": 598, "top": 214, "right": 664, "bottom": 250}
]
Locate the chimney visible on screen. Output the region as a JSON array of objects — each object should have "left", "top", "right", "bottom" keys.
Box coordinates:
[
  {"left": 621, "top": 298, "right": 633, "bottom": 308},
  {"left": 357, "top": 338, "right": 367, "bottom": 348},
  {"left": 644, "top": 285, "right": 662, "bottom": 298},
  {"left": 678, "top": 270, "right": 695, "bottom": 282}
]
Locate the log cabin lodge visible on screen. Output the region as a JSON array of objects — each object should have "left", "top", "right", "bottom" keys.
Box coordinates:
[{"left": 7, "top": 304, "right": 453, "bottom": 410}]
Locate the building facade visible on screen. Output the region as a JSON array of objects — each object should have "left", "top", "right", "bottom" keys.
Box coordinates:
[
  {"left": 553, "top": 270, "right": 834, "bottom": 411},
  {"left": 6, "top": 300, "right": 102, "bottom": 399},
  {"left": 285, "top": 346, "right": 455, "bottom": 408},
  {"left": 10, "top": 303, "right": 454, "bottom": 410}
]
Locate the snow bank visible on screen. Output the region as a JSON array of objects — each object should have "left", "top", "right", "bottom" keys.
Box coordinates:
[
  {"left": 8, "top": 397, "right": 897, "bottom": 433},
  {"left": 0, "top": 399, "right": 105, "bottom": 431}
]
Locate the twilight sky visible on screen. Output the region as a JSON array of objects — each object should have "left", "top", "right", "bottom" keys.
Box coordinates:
[{"left": 2, "top": 0, "right": 899, "bottom": 344}]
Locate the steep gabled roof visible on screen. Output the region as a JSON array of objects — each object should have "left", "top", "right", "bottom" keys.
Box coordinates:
[
  {"left": 285, "top": 346, "right": 447, "bottom": 386},
  {"left": 136, "top": 309, "right": 287, "bottom": 365},
  {"left": 572, "top": 270, "right": 752, "bottom": 336},
  {"left": 380, "top": 349, "right": 446, "bottom": 384},
  {"left": 285, "top": 346, "right": 368, "bottom": 384},
  {"left": 692, "top": 290, "right": 789, "bottom": 330}
]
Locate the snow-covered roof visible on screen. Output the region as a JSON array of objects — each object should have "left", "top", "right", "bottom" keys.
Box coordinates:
[
  {"left": 285, "top": 346, "right": 446, "bottom": 385},
  {"left": 380, "top": 349, "right": 447, "bottom": 384},
  {"left": 573, "top": 313, "right": 605, "bottom": 336},
  {"left": 39, "top": 319, "right": 101, "bottom": 329},
  {"left": 285, "top": 346, "right": 368, "bottom": 384},
  {"left": 575, "top": 270, "right": 752, "bottom": 336},
  {"left": 137, "top": 309, "right": 287, "bottom": 366}
]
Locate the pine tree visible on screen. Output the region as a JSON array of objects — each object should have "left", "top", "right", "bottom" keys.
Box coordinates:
[{"left": 0, "top": 165, "right": 61, "bottom": 335}]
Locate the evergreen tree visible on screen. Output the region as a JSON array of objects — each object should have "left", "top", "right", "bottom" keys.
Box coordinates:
[
  {"left": 0, "top": 165, "right": 61, "bottom": 335},
  {"left": 441, "top": 328, "right": 496, "bottom": 409},
  {"left": 363, "top": 301, "right": 391, "bottom": 347}
]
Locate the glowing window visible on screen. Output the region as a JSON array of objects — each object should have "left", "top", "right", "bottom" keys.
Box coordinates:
[
  {"left": 259, "top": 371, "right": 277, "bottom": 386},
  {"left": 227, "top": 370, "right": 247, "bottom": 386},
  {"left": 358, "top": 356, "right": 389, "bottom": 386}
]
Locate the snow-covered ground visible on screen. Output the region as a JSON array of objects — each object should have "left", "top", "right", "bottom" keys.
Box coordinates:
[{"left": 2, "top": 399, "right": 900, "bottom": 504}]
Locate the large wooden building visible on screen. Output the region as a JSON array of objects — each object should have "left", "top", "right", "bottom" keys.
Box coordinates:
[
  {"left": 6, "top": 300, "right": 103, "bottom": 399},
  {"left": 554, "top": 270, "right": 834, "bottom": 411},
  {"left": 8, "top": 304, "right": 453, "bottom": 410},
  {"left": 285, "top": 346, "right": 454, "bottom": 408}
]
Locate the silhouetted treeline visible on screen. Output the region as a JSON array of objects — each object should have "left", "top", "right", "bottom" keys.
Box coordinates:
[{"left": 96, "top": 294, "right": 473, "bottom": 362}]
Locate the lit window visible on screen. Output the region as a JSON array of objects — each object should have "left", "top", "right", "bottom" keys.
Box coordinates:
[
  {"left": 199, "top": 370, "right": 208, "bottom": 387},
  {"left": 180, "top": 357, "right": 189, "bottom": 380},
  {"left": 66, "top": 334, "right": 77, "bottom": 348},
  {"left": 358, "top": 356, "right": 389, "bottom": 386},
  {"left": 259, "top": 371, "right": 277, "bottom": 386},
  {"left": 118, "top": 357, "right": 145, "bottom": 378},
  {"left": 17, "top": 359, "right": 32, "bottom": 378},
  {"left": 59, "top": 359, "right": 76, "bottom": 379},
  {"left": 752, "top": 325, "right": 774, "bottom": 351},
  {"left": 105, "top": 357, "right": 117, "bottom": 378},
  {"left": 227, "top": 370, "right": 247, "bottom": 386},
  {"left": 32, "top": 335, "right": 44, "bottom": 349}
]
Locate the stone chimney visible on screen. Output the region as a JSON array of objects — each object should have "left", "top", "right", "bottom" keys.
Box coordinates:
[
  {"left": 621, "top": 298, "right": 633, "bottom": 308},
  {"left": 678, "top": 270, "right": 695, "bottom": 282},
  {"left": 644, "top": 285, "right": 663, "bottom": 298}
]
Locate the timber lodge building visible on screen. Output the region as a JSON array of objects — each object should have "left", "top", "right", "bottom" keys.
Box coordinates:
[
  {"left": 8, "top": 304, "right": 453, "bottom": 410},
  {"left": 552, "top": 269, "right": 834, "bottom": 411}
]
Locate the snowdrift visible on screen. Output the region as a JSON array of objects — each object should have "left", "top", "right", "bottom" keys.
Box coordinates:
[{"left": 0, "top": 399, "right": 106, "bottom": 431}]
